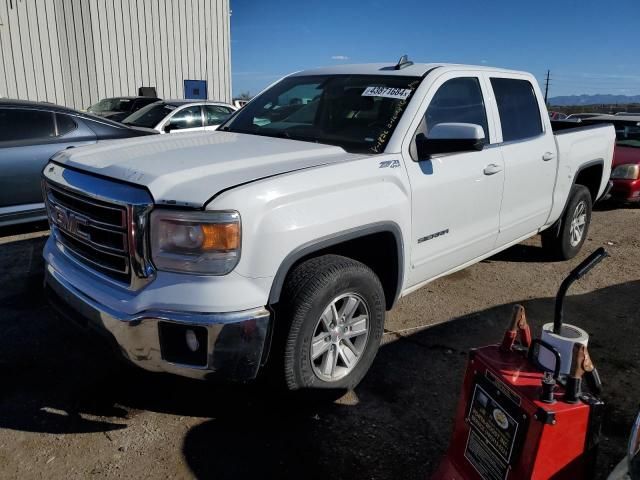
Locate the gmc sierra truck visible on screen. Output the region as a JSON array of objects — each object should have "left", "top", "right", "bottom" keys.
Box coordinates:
[{"left": 42, "top": 58, "right": 615, "bottom": 390}]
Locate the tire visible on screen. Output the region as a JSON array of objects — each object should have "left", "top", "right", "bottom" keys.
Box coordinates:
[
  {"left": 280, "top": 255, "right": 385, "bottom": 390},
  {"left": 542, "top": 185, "right": 592, "bottom": 260}
]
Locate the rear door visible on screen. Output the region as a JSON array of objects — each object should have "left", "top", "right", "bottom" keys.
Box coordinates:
[
  {"left": 0, "top": 108, "right": 96, "bottom": 210},
  {"left": 489, "top": 76, "right": 557, "bottom": 246},
  {"left": 404, "top": 72, "right": 505, "bottom": 286}
]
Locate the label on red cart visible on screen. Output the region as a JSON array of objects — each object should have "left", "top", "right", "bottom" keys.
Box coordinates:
[{"left": 464, "top": 383, "right": 520, "bottom": 480}]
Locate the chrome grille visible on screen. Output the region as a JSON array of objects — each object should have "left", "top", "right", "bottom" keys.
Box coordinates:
[
  {"left": 43, "top": 162, "right": 155, "bottom": 290},
  {"left": 46, "top": 183, "right": 130, "bottom": 281}
]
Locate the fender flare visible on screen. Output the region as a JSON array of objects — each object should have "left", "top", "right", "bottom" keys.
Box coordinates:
[
  {"left": 547, "top": 159, "right": 604, "bottom": 236},
  {"left": 267, "top": 221, "right": 405, "bottom": 309}
]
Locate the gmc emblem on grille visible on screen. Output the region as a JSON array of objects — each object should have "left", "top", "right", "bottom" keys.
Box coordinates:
[{"left": 52, "top": 205, "right": 91, "bottom": 241}]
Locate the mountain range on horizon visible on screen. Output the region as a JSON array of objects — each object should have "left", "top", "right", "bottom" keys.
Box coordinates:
[{"left": 549, "top": 94, "right": 640, "bottom": 106}]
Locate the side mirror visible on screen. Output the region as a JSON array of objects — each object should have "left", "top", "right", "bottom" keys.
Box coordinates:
[
  {"left": 416, "top": 123, "right": 486, "bottom": 159},
  {"left": 163, "top": 124, "right": 174, "bottom": 133}
]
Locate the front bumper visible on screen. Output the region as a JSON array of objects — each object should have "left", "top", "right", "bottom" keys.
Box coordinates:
[{"left": 44, "top": 262, "right": 271, "bottom": 381}]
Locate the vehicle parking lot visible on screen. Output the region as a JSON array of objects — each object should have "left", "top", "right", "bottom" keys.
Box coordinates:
[{"left": 1, "top": 205, "right": 638, "bottom": 480}]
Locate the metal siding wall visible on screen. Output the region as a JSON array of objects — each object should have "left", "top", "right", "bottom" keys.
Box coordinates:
[
  {"left": 0, "top": 0, "right": 17, "bottom": 98},
  {"left": 0, "top": 0, "right": 231, "bottom": 106},
  {"left": 5, "top": 0, "right": 27, "bottom": 98},
  {"left": 178, "top": 0, "right": 188, "bottom": 95},
  {"left": 89, "top": 0, "right": 106, "bottom": 100},
  {"left": 223, "top": 0, "right": 231, "bottom": 102},
  {"left": 25, "top": 1, "right": 45, "bottom": 100}
]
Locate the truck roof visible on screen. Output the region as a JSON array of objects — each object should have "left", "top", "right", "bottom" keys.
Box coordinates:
[{"left": 290, "top": 62, "right": 530, "bottom": 78}]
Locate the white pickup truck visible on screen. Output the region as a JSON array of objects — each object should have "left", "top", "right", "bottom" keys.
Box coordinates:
[{"left": 42, "top": 59, "right": 615, "bottom": 390}]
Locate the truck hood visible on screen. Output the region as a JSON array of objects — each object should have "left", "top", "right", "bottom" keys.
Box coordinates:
[{"left": 51, "top": 131, "right": 363, "bottom": 207}]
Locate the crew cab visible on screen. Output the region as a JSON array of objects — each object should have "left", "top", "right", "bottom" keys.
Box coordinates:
[{"left": 41, "top": 59, "right": 615, "bottom": 390}]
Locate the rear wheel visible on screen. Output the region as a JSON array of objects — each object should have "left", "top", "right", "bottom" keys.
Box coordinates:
[
  {"left": 280, "top": 255, "right": 385, "bottom": 390},
  {"left": 542, "top": 185, "right": 592, "bottom": 260}
]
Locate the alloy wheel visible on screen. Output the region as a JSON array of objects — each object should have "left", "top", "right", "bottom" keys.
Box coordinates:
[{"left": 310, "top": 293, "right": 370, "bottom": 382}]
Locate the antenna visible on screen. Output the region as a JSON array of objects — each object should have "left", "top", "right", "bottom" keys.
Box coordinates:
[{"left": 395, "top": 55, "right": 414, "bottom": 70}]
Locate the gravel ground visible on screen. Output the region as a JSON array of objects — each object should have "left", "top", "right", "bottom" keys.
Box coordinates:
[{"left": 0, "top": 206, "right": 638, "bottom": 479}]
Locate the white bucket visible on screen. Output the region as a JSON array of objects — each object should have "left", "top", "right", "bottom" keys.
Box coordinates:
[{"left": 538, "top": 323, "right": 589, "bottom": 376}]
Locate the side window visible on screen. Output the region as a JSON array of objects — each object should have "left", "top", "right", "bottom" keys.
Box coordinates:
[
  {"left": 167, "top": 106, "right": 203, "bottom": 130},
  {"left": 490, "top": 78, "right": 543, "bottom": 142},
  {"left": 55, "top": 113, "right": 77, "bottom": 137},
  {"left": 203, "top": 105, "right": 233, "bottom": 126},
  {"left": 425, "top": 77, "right": 489, "bottom": 139},
  {"left": 0, "top": 108, "right": 56, "bottom": 142}
]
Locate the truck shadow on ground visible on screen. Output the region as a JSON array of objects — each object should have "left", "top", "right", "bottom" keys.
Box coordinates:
[
  {"left": 0, "top": 233, "right": 638, "bottom": 479},
  {"left": 179, "top": 280, "right": 640, "bottom": 480}
]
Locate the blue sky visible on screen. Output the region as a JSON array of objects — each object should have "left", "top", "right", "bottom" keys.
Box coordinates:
[{"left": 230, "top": 0, "right": 640, "bottom": 99}]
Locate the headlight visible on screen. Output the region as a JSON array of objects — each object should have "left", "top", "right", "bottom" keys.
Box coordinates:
[
  {"left": 150, "top": 210, "right": 241, "bottom": 275},
  {"left": 611, "top": 164, "right": 640, "bottom": 180}
]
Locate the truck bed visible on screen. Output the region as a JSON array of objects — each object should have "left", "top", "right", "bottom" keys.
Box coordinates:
[{"left": 545, "top": 121, "right": 615, "bottom": 227}]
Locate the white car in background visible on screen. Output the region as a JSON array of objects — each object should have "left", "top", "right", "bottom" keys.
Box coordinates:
[{"left": 122, "top": 100, "right": 236, "bottom": 134}]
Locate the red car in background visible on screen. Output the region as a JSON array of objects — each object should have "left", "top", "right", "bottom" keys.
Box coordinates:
[
  {"left": 584, "top": 115, "right": 640, "bottom": 203},
  {"left": 549, "top": 111, "right": 568, "bottom": 120}
]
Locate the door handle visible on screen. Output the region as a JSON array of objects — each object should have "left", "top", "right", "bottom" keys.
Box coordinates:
[
  {"left": 483, "top": 163, "right": 503, "bottom": 175},
  {"left": 542, "top": 152, "right": 555, "bottom": 161}
]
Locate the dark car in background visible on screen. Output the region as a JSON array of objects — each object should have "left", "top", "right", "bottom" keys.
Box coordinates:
[
  {"left": 86, "top": 96, "right": 160, "bottom": 122},
  {"left": 0, "top": 99, "right": 158, "bottom": 227}
]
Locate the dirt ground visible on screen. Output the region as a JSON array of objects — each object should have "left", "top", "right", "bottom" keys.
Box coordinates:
[{"left": 0, "top": 206, "right": 638, "bottom": 480}]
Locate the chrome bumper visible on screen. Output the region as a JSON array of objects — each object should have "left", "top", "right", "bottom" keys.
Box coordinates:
[{"left": 44, "top": 263, "right": 271, "bottom": 381}]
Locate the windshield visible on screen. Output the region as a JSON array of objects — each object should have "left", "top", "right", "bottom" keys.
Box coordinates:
[
  {"left": 220, "top": 74, "right": 421, "bottom": 153},
  {"left": 122, "top": 102, "right": 176, "bottom": 128},
  {"left": 88, "top": 98, "right": 133, "bottom": 113}
]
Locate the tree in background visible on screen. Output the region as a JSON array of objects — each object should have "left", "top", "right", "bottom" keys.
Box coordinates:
[{"left": 235, "top": 91, "right": 252, "bottom": 101}]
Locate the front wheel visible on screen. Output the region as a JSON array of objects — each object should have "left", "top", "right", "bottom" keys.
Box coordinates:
[
  {"left": 542, "top": 184, "right": 592, "bottom": 260},
  {"left": 281, "top": 255, "right": 385, "bottom": 390}
]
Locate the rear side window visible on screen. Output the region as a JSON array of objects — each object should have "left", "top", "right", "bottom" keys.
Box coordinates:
[
  {"left": 55, "top": 113, "right": 77, "bottom": 136},
  {"left": 0, "top": 108, "right": 56, "bottom": 142},
  {"left": 203, "top": 105, "right": 233, "bottom": 125},
  {"left": 491, "top": 78, "right": 543, "bottom": 142},
  {"left": 425, "top": 77, "right": 489, "bottom": 139}
]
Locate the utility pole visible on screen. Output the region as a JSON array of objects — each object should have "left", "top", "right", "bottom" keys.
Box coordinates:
[{"left": 544, "top": 70, "right": 550, "bottom": 104}]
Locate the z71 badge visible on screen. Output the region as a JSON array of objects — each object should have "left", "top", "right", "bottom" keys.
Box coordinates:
[{"left": 379, "top": 160, "right": 400, "bottom": 169}]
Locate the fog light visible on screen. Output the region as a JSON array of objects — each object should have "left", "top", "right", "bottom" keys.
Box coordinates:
[{"left": 185, "top": 329, "right": 199, "bottom": 352}]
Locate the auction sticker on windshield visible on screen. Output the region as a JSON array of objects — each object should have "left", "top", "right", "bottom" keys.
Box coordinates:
[{"left": 362, "top": 86, "right": 412, "bottom": 100}]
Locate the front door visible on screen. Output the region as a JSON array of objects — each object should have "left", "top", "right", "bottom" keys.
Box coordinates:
[
  {"left": 405, "top": 74, "right": 505, "bottom": 287},
  {"left": 162, "top": 105, "right": 205, "bottom": 134}
]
